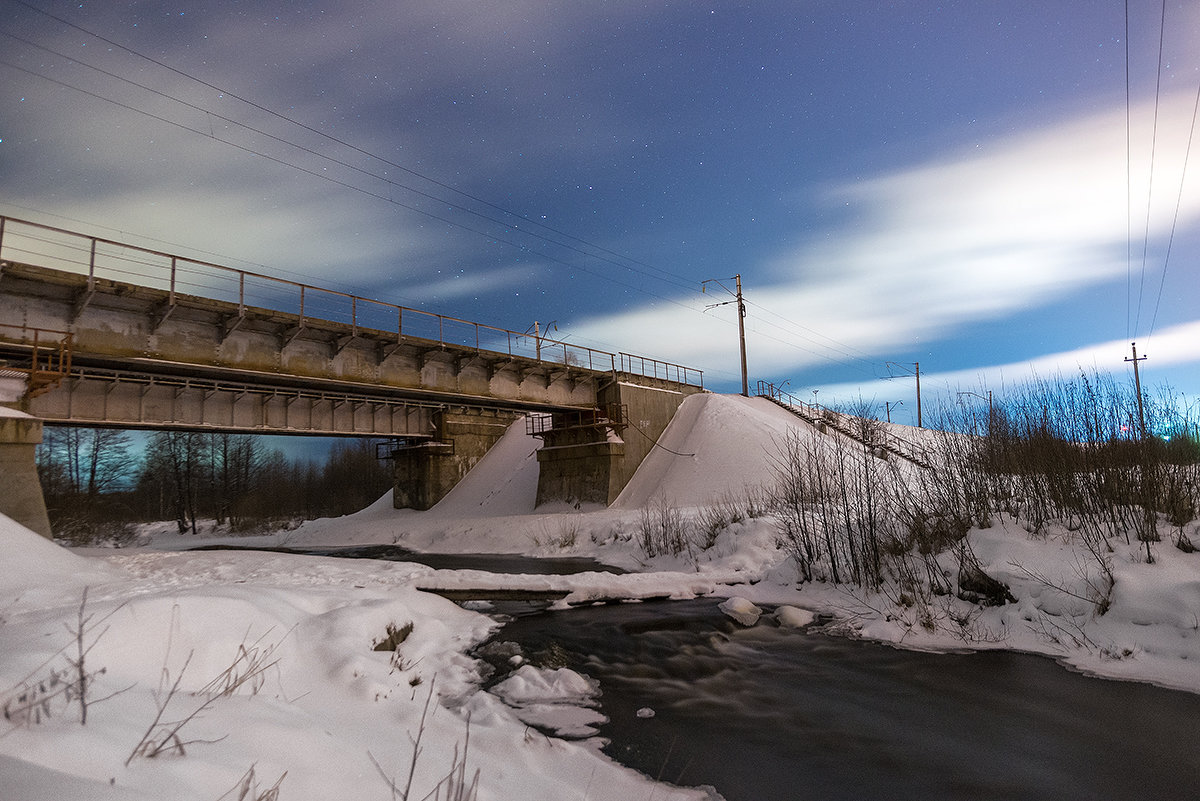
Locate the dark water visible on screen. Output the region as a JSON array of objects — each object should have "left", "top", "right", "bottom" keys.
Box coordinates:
[
  {"left": 490, "top": 599, "right": 1200, "bottom": 801},
  {"left": 192, "top": 543, "right": 624, "bottom": 575}
]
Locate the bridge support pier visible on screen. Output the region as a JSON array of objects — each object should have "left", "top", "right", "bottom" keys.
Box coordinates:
[
  {"left": 534, "top": 379, "right": 698, "bottom": 507},
  {"left": 535, "top": 430, "right": 625, "bottom": 507},
  {"left": 0, "top": 412, "right": 53, "bottom": 539},
  {"left": 391, "top": 408, "right": 521, "bottom": 510}
]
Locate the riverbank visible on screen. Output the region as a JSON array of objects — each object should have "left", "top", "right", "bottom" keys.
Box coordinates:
[{"left": 4, "top": 393, "right": 1199, "bottom": 799}]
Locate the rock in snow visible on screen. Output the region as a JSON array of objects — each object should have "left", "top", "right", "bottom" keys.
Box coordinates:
[
  {"left": 718, "top": 596, "right": 762, "bottom": 626},
  {"left": 775, "top": 605, "right": 816, "bottom": 628}
]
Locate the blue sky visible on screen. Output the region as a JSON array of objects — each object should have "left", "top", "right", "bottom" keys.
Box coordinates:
[{"left": 2, "top": 1, "right": 1199, "bottom": 426}]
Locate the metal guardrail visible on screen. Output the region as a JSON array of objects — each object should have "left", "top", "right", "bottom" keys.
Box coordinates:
[
  {"left": 756, "top": 380, "right": 935, "bottom": 468},
  {"left": 0, "top": 323, "right": 73, "bottom": 397},
  {"left": 0, "top": 215, "right": 703, "bottom": 388},
  {"left": 526, "top": 403, "right": 627, "bottom": 438}
]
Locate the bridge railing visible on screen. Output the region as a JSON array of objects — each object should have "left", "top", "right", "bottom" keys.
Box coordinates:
[
  {"left": 0, "top": 323, "right": 73, "bottom": 397},
  {"left": 0, "top": 215, "right": 702, "bottom": 387}
]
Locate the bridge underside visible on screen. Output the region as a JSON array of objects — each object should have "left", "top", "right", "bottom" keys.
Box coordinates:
[
  {"left": 0, "top": 257, "right": 702, "bottom": 532},
  {"left": 23, "top": 362, "right": 437, "bottom": 437}
]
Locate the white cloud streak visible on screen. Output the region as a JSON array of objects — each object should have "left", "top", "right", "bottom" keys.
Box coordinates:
[
  {"left": 815, "top": 319, "right": 1200, "bottom": 410},
  {"left": 571, "top": 91, "right": 1200, "bottom": 378}
]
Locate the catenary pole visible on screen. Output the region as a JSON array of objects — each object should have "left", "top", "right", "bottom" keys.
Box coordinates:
[
  {"left": 702, "top": 275, "right": 750, "bottom": 397},
  {"left": 736, "top": 274, "right": 748, "bottom": 397},
  {"left": 1126, "top": 342, "right": 1148, "bottom": 438},
  {"left": 915, "top": 361, "right": 922, "bottom": 428}
]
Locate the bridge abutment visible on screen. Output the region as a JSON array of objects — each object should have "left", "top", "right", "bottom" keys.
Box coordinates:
[
  {"left": 391, "top": 408, "right": 521, "bottom": 510},
  {"left": 0, "top": 409, "right": 53, "bottom": 539},
  {"left": 534, "top": 380, "right": 699, "bottom": 507}
]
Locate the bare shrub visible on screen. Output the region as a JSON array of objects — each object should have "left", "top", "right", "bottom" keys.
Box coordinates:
[
  {"left": 2, "top": 589, "right": 127, "bottom": 727},
  {"left": 694, "top": 493, "right": 750, "bottom": 550},
  {"left": 127, "top": 630, "right": 286, "bottom": 765},
  {"left": 53, "top": 515, "right": 142, "bottom": 548},
  {"left": 217, "top": 765, "right": 287, "bottom": 801},
  {"left": 370, "top": 681, "right": 479, "bottom": 801},
  {"left": 637, "top": 499, "right": 691, "bottom": 558},
  {"left": 531, "top": 519, "right": 579, "bottom": 550},
  {"left": 198, "top": 628, "right": 286, "bottom": 697},
  {"left": 768, "top": 428, "right": 907, "bottom": 587}
]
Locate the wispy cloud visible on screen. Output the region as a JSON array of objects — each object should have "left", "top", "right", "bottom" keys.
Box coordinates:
[
  {"left": 571, "top": 91, "right": 1200, "bottom": 377},
  {"left": 816, "top": 319, "right": 1200, "bottom": 410}
]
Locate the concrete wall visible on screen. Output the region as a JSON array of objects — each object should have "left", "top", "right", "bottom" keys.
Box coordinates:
[
  {"left": 600, "top": 380, "right": 699, "bottom": 496},
  {"left": 535, "top": 431, "right": 625, "bottom": 508},
  {"left": 392, "top": 408, "right": 521, "bottom": 510},
  {"left": 534, "top": 380, "right": 701, "bottom": 507},
  {"left": 0, "top": 263, "right": 603, "bottom": 411},
  {"left": 0, "top": 413, "right": 52, "bottom": 538}
]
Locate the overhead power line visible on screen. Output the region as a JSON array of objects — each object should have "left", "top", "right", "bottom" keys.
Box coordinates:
[
  {"left": 9, "top": 0, "right": 700, "bottom": 296},
  {"left": 5, "top": 0, "right": 895, "bottom": 381},
  {"left": 1132, "top": 0, "right": 1169, "bottom": 337}
]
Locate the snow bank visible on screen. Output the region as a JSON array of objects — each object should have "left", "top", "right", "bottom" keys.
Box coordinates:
[
  {"left": 614, "top": 393, "right": 804, "bottom": 509},
  {"left": 8, "top": 392, "right": 1200, "bottom": 800},
  {"left": 0, "top": 513, "right": 126, "bottom": 603},
  {"left": 0, "top": 537, "right": 718, "bottom": 800},
  {"left": 491, "top": 665, "right": 607, "bottom": 738},
  {"left": 718, "top": 596, "right": 763, "bottom": 626}
]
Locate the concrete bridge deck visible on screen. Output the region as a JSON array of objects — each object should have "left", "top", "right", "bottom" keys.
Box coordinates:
[{"left": 0, "top": 215, "right": 705, "bottom": 535}]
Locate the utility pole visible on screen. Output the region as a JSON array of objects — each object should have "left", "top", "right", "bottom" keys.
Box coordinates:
[
  {"left": 885, "top": 400, "right": 903, "bottom": 423},
  {"left": 735, "top": 274, "right": 748, "bottom": 397},
  {"left": 1126, "top": 341, "right": 1148, "bottom": 438},
  {"left": 915, "top": 361, "right": 922, "bottom": 429},
  {"left": 702, "top": 274, "right": 749, "bottom": 397},
  {"left": 885, "top": 360, "right": 923, "bottom": 427}
]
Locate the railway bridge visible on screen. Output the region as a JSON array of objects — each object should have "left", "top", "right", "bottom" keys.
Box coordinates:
[{"left": 0, "top": 216, "right": 703, "bottom": 537}]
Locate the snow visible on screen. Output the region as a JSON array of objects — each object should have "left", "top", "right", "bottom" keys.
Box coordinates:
[
  {"left": 3, "top": 392, "right": 1200, "bottom": 800},
  {"left": 717, "top": 596, "right": 763, "bottom": 626},
  {"left": 774, "top": 605, "right": 816, "bottom": 628},
  {"left": 490, "top": 666, "right": 607, "bottom": 738}
]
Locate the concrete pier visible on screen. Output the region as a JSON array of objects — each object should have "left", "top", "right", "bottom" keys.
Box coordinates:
[{"left": 0, "top": 407, "right": 53, "bottom": 539}]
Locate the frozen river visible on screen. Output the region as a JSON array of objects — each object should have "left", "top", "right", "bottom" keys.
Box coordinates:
[
  {"left": 258, "top": 544, "right": 1200, "bottom": 800},
  {"left": 493, "top": 599, "right": 1200, "bottom": 801}
]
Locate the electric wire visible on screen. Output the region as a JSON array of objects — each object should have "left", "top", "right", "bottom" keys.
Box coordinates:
[
  {"left": 8, "top": 0, "right": 890, "bottom": 374},
  {"left": 4, "top": 2, "right": 904, "bottom": 382},
  {"left": 0, "top": 57, "right": 712, "bottom": 321},
  {"left": 1146, "top": 65, "right": 1200, "bottom": 340},
  {"left": 0, "top": 30, "right": 703, "bottom": 300},
  {"left": 1125, "top": 0, "right": 1134, "bottom": 339},
  {"left": 743, "top": 298, "right": 881, "bottom": 373},
  {"left": 9, "top": 0, "right": 701, "bottom": 295},
  {"left": 1132, "top": 0, "right": 1170, "bottom": 337}
]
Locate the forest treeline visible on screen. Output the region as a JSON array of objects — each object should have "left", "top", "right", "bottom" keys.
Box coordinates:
[{"left": 36, "top": 428, "right": 394, "bottom": 544}]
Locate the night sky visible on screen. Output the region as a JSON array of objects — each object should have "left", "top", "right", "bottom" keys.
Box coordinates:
[{"left": 3, "top": 1, "right": 1199, "bottom": 423}]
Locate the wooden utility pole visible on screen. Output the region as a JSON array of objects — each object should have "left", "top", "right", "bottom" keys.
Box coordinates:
[
  {"left": 702, "top": 274, "right": 749, "bottom": 397},
  {"left": 1126, "top": 341, "right": 1148, "bottom": 438},
  {"left": 735, "top": 274, "right": 748, "bottom": 397},
  {"left": 885, "top": 360, "right": 923, "bottom": 427},
  {"left": 915, "top": 361, "right": 922, "bottom": 428}
]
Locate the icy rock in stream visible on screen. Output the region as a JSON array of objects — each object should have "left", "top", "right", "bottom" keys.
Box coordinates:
[
  {"left": 491, "top": 665, "right": 606, "bottom": 738},
  {"left": 775, "top": 605, "right": 816, "bottom": 628},
  {"left": 718, "top": 596, "right": 762, "bottom": 626}
]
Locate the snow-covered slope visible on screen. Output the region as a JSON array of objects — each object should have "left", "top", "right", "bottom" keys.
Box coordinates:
[
  {"left": 614, "top": 393, "right": 809, "bottom": 508},
  {"left": 5, "top": 392, "right": 1200, "bottom": 800}
]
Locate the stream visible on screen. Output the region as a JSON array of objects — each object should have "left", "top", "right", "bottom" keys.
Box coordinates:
[
  {"left": 487, "top": 599, "right": 1200, "bottom": 801},
  {"left": 215, "top": 545, "right": 1200, "bottom": 800}
]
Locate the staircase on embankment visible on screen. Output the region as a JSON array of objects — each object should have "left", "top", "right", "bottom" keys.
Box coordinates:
[{"left": 755, "top": 381, "right": 935, "bottom": 470}]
